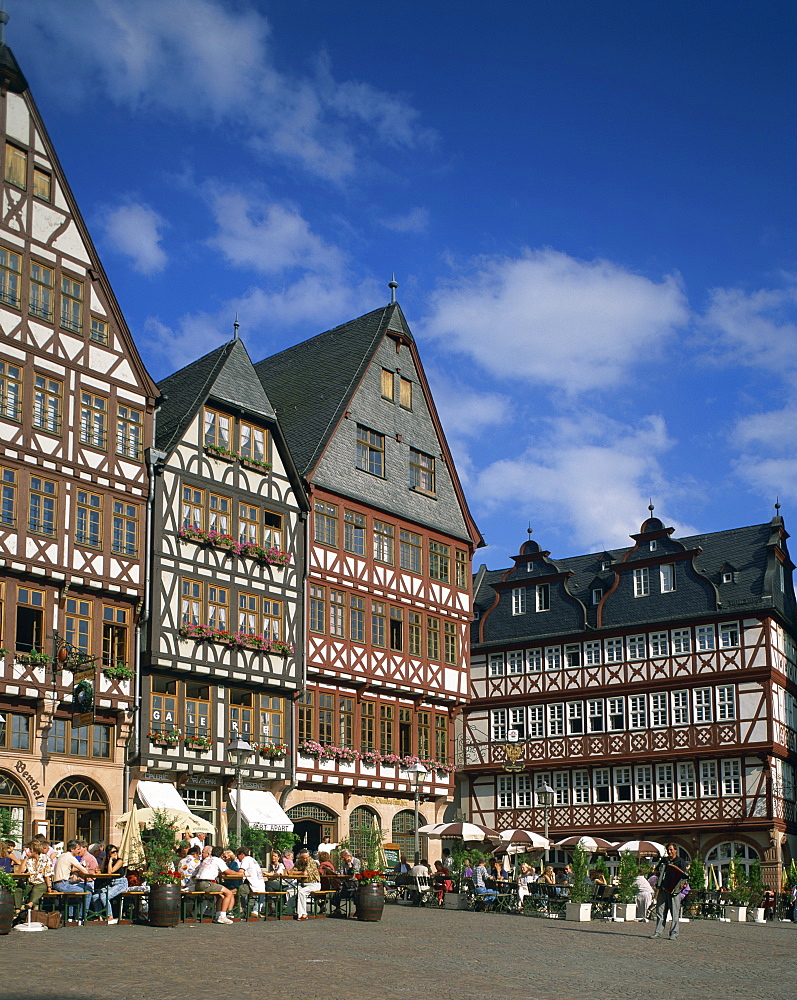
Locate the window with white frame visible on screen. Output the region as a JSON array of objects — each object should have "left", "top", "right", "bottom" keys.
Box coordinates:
[
  {"left": 635, "top": 765, "right": 654, "bottom": 800},
  {"left": 722, "top": 758, "right": 742, "bottom": 795},
  {"left": 508, "top": 707, "right": 526, "bottom": 739},
  {"left": 672, "top": 628, "right": 691, "bottom": 654},
  {"left": 584, "top": 640, "right": 601, "bottom": 665},
  {"left": 534, "top": 774, "right": 552, "bottom": 801},
  {"left": 716, "top": 685, "right": 735, "bottom": 720},
  {"left": 552, "top": 771, "right": 569, "bottom": 805},
  {"left": 719, "top": 622, "right": 739, "bottom": 648},
  {"left": 511, "top": 588, "right": 527, "bottom": 615},
  {"left": 545, "top": 646, "right": 561, "bottom": 671},
  {"left": 633, "top": 567, "right": 650, "bottom": 597},
  {"left": 488, "top": 653, "right": 504, "bottom": 677},
  {"left": 605, "top": 637, "right": 623, "bottom": 662},
  {"left": 696, "top": 625, "right": 716, "bottom": 651},
  {"left": 650, "top": 692, "right": 668, "bottom": 727},
  {"left": 650, "top": 631, "right": 669, "bottom": 657},
  {"left": 547, "top": 703, "right": 564, "bottom": 737},
  {"left": 677, "top": 762, "right": 696, "bottom": 798},
  {"left": 507, "top": 650, "right": 525, "bottom": 675},
  {"left": 587, "top": 699, "right": 605, "bottom": 733},
  {"left": 516, "top": 773, "right": 534, "bottom": 807},
  {"left": 700, "top": 760, "right": 718, "bottom": 797},
  {"left": 497, "top": 774, "right": 513, "bottom": 809},
  {"left": 490, "top": 709, "right": 507, "bottom": 742},
  {"left": 565, "top": 643, "right": 581, "bottom": 668},
  {"left": 528, "top": 705, "right": 544, "bottom": 738},
  {"left": 614, "top": 766, "right": 633, "bottom": 801},
  {"left": 527, "top": 648, "right": 542, "bottom": 672},
  {"left": 536, "top": 583, "right": 550, "bottom": 611},
  {"left": 693, "top": 688, "right": 713, "bottom": 723},
  {"left": 627, "top": 634, "right": 646, "bottom": 660},
  {"left": 660, "top": 563, "right": 676, "bottom": 593},
  {"left": 572, "top": 769, "right": 590, "bottom": 804},
  {"left": 594, "top": 768, "right": 611, "bottom": 803},
  {"left": 629, "top": 695, "right": 647, "bottom": 729},
  {"left": 608, "top": 697, "right": 625, "bottom": 731},
  {"left": 671, "top": 690, "right": 690, "bottom": 725},
  {"left": 567, "top": 702, "right": 584, "bottom": 734},
  {"left": 656, "top": 763, "right": 675, "bottom": 799},
  {"left": 592, "top": 588, "right": 603, "bottom": 605}
]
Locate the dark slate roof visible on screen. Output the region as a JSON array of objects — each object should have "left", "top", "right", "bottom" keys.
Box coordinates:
[
  {"left": 156, "top": 338, "right": 276, "bottom": 454},
  {"left": 0, "top": 44, "right": 28, "bottom": 94},
  {"left": 254, "top": 303, "right": 411, "bottom": 477},
  {"left": 473, "top": 518, "right": 797, "bottom": 646}
]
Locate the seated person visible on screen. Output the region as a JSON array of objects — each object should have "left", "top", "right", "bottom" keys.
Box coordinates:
[
  {"left": 0, "top": 841, "right": 13, "bottom": 873},
  {"left": 393, "top": 855, "right": 412, "bottom": 875},
  {"left": 472, "top": 857, "right": 498, "bottom": 904},
  {"left": 13, "top": 840, "right": 54, "bottom": 919},
  {"left": 432, "top": 860, "right": 453, "bottom": 905},
  {"left": 193, "top": 847, "right": 239, "bottom": 924},
  {"left": 489, "top": 858, "right": 510, "bottom": 883},
  {"left": 316, "top": 850, "right": 338, "bottom": 891},
  {"left": 52, "top": 839, "right": 93, "bottom": 922},
  {"left": 291, "top": 848, "right": 321, "bottom": 920},
  {"left": 91, "top": 844, "right": 129, "bottom": 921},
  {"left": 517, "top": 862, "right": 535, "bottom": 906},
  {"left": 409, "top": 858, "right": 430, "bottom": 877},
  {"left": 235, "top": 847, "right": 266, "bottom": 915},
  {"left": 330, "top": 850, "right": 361, "bottom": 916}
]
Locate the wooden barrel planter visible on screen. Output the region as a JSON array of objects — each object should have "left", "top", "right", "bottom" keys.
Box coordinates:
[
  {"left": 148, "top": 884, "right": 182, "bottom": 927},
  {"left": 0, "top": 890, "right": 14, "bottom": 935},
  {"left": 355, "top": 885, "right": 385, "bottom": 922}
]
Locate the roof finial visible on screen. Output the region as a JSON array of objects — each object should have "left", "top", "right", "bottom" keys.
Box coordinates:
[
  {"left": 233, "top": 311, "right": 240, "bottom": 340},
  {"left": 527, "top": 522, "right": 533, "bottom": 540},
  {"left": 648, "top": 498, "right": 655, "bottom": 515},
  {"left": 0, "top": 6, "right": 9, "bottom": 47},
  {"left": 775, "top": 497, "right": 781, "bottom": 514},
  {"left": 388, "top": 273, "right": 398, "bottom": 304}
]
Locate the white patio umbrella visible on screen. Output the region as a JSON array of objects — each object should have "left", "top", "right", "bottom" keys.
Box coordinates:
[
  {"left": 117, "top": 803, "right": 147, "bottom": 868},
  {"left": 116, "top": 806, "right": 215, "bottom": 834},
  {"left": 499, "top": 829, "right": 550, "bottom": 852},
  {"left": 417, "top": 821, "right": 500, "bottom": 842},
  {"left": 615, "top": 840, "right": 665, "bottom": 856},
  {"left": 556, "top": 835, "right": 618, "bottom": 853}
]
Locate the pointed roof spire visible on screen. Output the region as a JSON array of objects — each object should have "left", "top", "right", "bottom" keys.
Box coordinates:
[
  {"left": 233, "top": 311, "right": 240, "bottom": 340},
  {"left": 388, "top": 273, "right": 398, "bottom": 304}
]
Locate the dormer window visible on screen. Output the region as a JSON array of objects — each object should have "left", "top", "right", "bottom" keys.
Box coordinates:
[
  {"left": 601, "top": 560, "right": 610, "bottom": 571},
  {"left": 722, "top": 571, "right": 733, "bottom": 584},
  {"left": 592, "top": 588, "right": 603, "bottom": 605},
  {"left": 649, "top": 540, "right": 657, "bottom": 551}
]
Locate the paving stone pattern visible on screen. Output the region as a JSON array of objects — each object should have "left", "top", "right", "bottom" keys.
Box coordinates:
[{"left": 1, "top": 908, "right": 792, "bottom": 1000}]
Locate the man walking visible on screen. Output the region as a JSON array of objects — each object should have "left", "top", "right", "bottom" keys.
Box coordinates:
[{"left": 650, "top": 843, "right": 688, "bottom": 940}]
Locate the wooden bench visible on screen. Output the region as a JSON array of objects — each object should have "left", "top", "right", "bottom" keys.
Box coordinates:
[
  {"left": 309, "top": 889, "right": 336, "bottom": 917},
  {"left": 43, "top": 889, "right": 89, "bottom": 925}
]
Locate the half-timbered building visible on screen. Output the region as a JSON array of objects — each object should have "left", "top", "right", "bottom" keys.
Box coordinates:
[
  {"left": 255, "top": 299, "right": 482, "bottom": 855},
  {"left": 464, "top": 511, "right": 797, "bottom": 888},
  {"left": 0, "top": 44, "right": 157, "bottom": 845},
  {"left": 134, "top": 337, "right": 306, "bottom": 837}
]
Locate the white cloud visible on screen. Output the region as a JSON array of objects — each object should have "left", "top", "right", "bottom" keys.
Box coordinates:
[
  {"left": 21, "top": 0, "right": 432, "bottom": 181},
  {"left": 701, "top": 283, "right": 797, "bottom": 382},
  {"left": 101, "top": 203, "right": 167, "bottom": 274},
  {"left": 470, "top": 411, "right": 698, "bottom": 552},
  {"left": 206, "top": 192, "right": 345, "bottom": 277},
  {"left": 381, "top": 208, "right": 430, "bottom": 234},
  {"left": 422, "top": 248, "right": 689, "bottom": 394}
]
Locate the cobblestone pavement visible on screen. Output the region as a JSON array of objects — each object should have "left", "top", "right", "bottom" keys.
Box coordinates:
[{"left": 1, "top": 907, "right": 792, "bottom": 1000}]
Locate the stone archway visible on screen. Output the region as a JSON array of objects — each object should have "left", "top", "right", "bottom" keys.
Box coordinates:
[
  {"left": 0, "top": 770, "right": 29, "bottom": 848},
  {"left": 46, "top": 776, "right": 107, "bottom": 846}
]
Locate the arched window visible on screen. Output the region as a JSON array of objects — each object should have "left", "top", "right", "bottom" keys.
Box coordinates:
[
  {"left": 348, "top": 806, "right": 379, "bottom": 865},
  {"left": 705, "top": 841, "right": 759, "bottom": 887},
  {"left": 46, "top": 777, "right": 107, "bottom": 847},
  {"left": 287, "top": 803, "right": 337, "bottom": 851},
  {"left": 391, "top": 808, "right": 427, "bottom": 860},
  {"left": 0, "top": 771, "right": 28, "bottom": 849}
]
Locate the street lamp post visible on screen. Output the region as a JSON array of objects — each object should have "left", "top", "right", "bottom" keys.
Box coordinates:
[
  {"left": 405, "top": 762, "right": 429, "bottom": 865},
  {"left": 229, "top": 737, "right": 254, "bottom": 848},
  {"left": 539, "top": 783, "right": 554, "bottom": 866}
]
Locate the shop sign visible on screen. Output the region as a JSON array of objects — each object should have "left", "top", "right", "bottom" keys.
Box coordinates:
[
  {"left": 142, "top": 771, "right": 174, "bottom": 782},
  {"left": 14, "top": 759, "right": 44, "bottom": 798}
]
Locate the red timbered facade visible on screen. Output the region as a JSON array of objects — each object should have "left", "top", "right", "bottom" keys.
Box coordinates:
[
  {"left": 256, "top": 301, "right": 482, "bottom": 853},
  {"left": 464, "top": 513, "right": 797, "bottom": 887},
  {"left": 0, "top": 46, "right": 157, "bottom": 845}
]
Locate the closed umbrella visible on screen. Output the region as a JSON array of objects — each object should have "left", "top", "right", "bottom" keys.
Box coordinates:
[
  {"left": 417, "top": 821, "right": 500, "bottom": 842},
  {"left": 116, "top": 807, "right": 215, "bottom": 834},
  {"left": 556, "top": 836, "right": 617, "bottom": 853},
  {"left": 117, "top": 803, "right": 146, "bottom": 869},
  {"left": 615, "top": 840, "right": 665, "bottom": 856}
]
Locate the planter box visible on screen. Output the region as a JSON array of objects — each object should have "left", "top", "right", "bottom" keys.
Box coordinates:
[
  {"left": 612, "top": 902, "right": 636, "bottom": 922},
  {"left": 565, "top": 902, "right": 592, "bottom": 922},
  {"left": 444, "top": 892, "right": 470, "bottom": 910},
  {"left": 724, "top": 905, "right": 747, "bottom": 922},
  {"left": 754, "top": 908, "right": 766, "bottom": 923}
]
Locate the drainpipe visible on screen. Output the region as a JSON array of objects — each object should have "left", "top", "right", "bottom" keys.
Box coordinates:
[{"left": 279, "top": 505, "right": 309, "bottom": 811}]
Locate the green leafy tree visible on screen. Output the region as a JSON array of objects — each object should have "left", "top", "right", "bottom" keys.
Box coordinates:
[
  {"left": 617, "top": 850, "right": 640, "bottom": 904},
  {"left": 142, "top": 809, "right": 181, "bottom": 885},
  {"left": 593, "top": 855, "right": 610, "bottom": 883},
  {"left": 687, "top": 854, "right": 706, "bottom": 892},
  {"left": 784, "top": 859, "right": 797, "bottom": 890},
  {"left": 568, "top": 843, "right": 591, "bottom": 904}
]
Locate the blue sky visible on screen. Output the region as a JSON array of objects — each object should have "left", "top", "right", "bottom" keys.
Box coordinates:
[{"left": 10, "top": 1, "right": 797, "bottom": 569}]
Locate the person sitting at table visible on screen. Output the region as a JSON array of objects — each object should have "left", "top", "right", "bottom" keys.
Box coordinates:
[
  {"left": 539, "top": 866, "right": 557, "bottom": 885},
  {"left": 290, "top": 848, "right": 321, "bottom": 921},
  {"left": 0, "top": 841, "right": 13, "bottom": 873},
  {"left": 316, "top": 850, "right": 337, "bottom": 888},
  {"left": 330, "top": 849, "right": 361, "bottom": 917},
  {"left": 220, "top": 849, "right": 241, "bottom": 891},
  {"left": 590, "top": 869, "right": 608, "bottom": 886},
  {"left": 634, "top": 867, "right": 655, "bottom": 921},
  {"left": 13, "top": 840, "right": 54, "bottom": 919},
  {"left": 410, "top": 858, "right": 430, "bottom": 877},
  {"left": 3, "top": 840, "right": 22, "bottom": 865},
  {"left": 179, "top": 846, "right": 202, "bottom": 889},
  {"left": 235, "top": 846, "right": 266, "bottom": 916},
  {"left": 193, "top": 846, "right": 239, "bottom": 924},
  {"left": 432, "top": 860, "right": 453, "bottom": 906},
  {"left": 91, "top": 844, "right": 129, "bottom": 922},
  {"left": 394, "top": 854, "right": 412, "bottom": 875},
  {"left": 282, "top": 850, "right": 295, "bottom": 871},
  {"left": 489, "top": 858, "right": 510, "bottom": 882},
  {"left": 472, "top": 856, "right": 498, "bottom": 906},
  {"left": 52, "top": 839, "right": 93, "bottom": 923},
  {"left": 517, "top": 862, "right": 535, "bottom": 908}
]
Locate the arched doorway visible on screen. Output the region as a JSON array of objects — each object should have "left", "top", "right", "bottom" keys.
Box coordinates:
[
  {"left": 705, "top": 841, "right": 760, "bottom": 888},
  {"left": 392, "top": 808, "right": 427, "bottom": 860},
  {"left": 348, "top": 806, "right": 380, "bottom": 865},
  {"left": 286, "top": 803, "right": 337, "bottom": 852},
  {"left": 0, "top": 771, "right": 28, "bottom": 848},
  {"left": 46, "top": 777, "right": 107, "bottom": 846}
]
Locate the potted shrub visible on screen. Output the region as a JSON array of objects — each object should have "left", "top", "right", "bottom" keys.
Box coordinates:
[
  {"left": 103, "top": 662, "right": 134, "bottom": 681},
  {"left": 143, "top": 810, "right": 182, "bottom": 927},
  {"left": 613, "top": 850, "right": 639, "bottom": 921},
  {"left": 353, "top": 869, "right": 386, "bottom": 922},
  {"left": 566, "top": 843, "right": 592, "bottom": 922},
  {"left": 724, "top": 854, "right": 748, "bottom": 921},
  {"left": 0, "top": 868, "right": 15, "bottom": 935}
]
